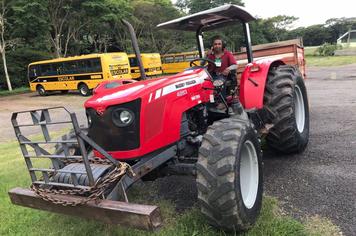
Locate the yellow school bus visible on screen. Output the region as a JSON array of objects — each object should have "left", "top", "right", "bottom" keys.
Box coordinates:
[
  {"left": 128, "top": 53, "right": 162, "bottom": 79},
  {"left": 161, "top": 51, "right": 200, "bottom": 74},
  {"left": 28, "top": 53, "right": 131, "bottom": 96}
]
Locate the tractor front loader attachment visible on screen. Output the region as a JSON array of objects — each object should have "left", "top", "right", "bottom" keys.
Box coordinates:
[{"left": 8, "top": 107, "right": 163, "bottom": 230}]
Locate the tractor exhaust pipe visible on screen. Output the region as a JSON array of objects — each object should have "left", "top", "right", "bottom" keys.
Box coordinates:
[{"left": 121, "top": 19, "right": 147, "bottom": 80}]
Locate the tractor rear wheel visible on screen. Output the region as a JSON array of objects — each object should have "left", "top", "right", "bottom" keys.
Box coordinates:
[
  {"left": 263, "top": 65, "right": 309, "bottom": 153},
  {"left": 196, "top": 118, "right": 263, "bottom": 231}
]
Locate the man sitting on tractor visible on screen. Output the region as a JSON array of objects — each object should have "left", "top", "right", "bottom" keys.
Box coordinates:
[
  {"left": 207, "top": 35, "right": 238, "bottom": 110},
  {"left": 207, "top": 35, "right": 237, "bottom": 77}
]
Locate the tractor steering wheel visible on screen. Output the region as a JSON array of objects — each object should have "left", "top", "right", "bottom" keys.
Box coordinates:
[{"left": 189, "top": 58, "right": 216, "bottom": 68}]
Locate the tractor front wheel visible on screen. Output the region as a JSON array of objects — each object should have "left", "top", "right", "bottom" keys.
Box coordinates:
[
  {"left": 196, "top": 118, "right": 263, "bottom": 231},
  {"left": 263, "top": 65, "right": 309, "bottom": 153}
]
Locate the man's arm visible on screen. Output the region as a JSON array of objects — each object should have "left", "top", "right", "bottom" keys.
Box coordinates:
[
  {"left": 222, "top": 51, "right": 237, "bottom": 76},
  {"left": 227, "top": 64, "right": 238, "bottom": 70}
]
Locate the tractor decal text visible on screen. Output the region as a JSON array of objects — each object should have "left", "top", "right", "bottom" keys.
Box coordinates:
[{"left": 147, "top": 70, "right": 208, "bottom": 103}]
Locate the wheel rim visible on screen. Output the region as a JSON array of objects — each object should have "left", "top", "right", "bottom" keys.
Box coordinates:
[
  {"left": 80, "top": 86, "right": 87, "bottom": 95},
  {"left": 239, "top": 140, "right": 259, "bottom": 209},
  {"left": 38, "top": 87, "right": 45, "bottom": 95},
  {"left": 294, "top": 85, "right": 305, "bottom": 133}
]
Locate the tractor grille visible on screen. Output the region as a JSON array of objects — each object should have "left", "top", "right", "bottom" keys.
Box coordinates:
[{"left": 87, "top": 99, "right": 141, "bottom": 151}]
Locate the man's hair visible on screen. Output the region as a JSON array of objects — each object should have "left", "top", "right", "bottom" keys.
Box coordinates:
[{"left": 211, "top": 35, "right": 225, "bottom": 48}]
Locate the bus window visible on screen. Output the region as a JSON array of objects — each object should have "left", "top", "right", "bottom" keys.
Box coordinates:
[
  {"left": 28, "top": 65, "right": 39, "bottom": 80},
  {"left": 129, "top": 57, "right": 138, "bottom": 67},
  {"left": 88, "top": 58, "right": 101, "bottom": 73},
  {"left": 61, "top": 61, "right": 77, "bottom": 74},
  {"left": 185, "top": 54, "right": 198, "bottom": 61},
  {"left": 175, "top": 55, "right": 184, "bottom": 62},
  {"left": 163, "top": 56, "right": 174, "bottom": 63},
  {"left": 76, "top": 60, "right": 89, "bottom": 74},
  {"left": 40, "top": 64, "right": 56, "bottom": 76}
]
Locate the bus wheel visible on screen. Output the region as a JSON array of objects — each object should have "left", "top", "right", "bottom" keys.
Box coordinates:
[
  {"left": 78, "top": 83, "right": 90, "bottom": 96},
  {"left": 36, "top": 85, "right": 47, "bottom": 96}
]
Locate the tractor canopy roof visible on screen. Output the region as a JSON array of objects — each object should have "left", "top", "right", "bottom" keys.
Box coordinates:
[{"left": 157, "top": 4, "right": 256, "bottom": 32}]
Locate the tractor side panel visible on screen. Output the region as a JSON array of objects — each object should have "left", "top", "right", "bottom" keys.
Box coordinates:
[{"left": 240, "top": 59, "right": 283, "bottom": 109}]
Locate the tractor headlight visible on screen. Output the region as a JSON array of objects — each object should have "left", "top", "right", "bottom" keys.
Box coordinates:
[
  {"left": 112, "top": 108, "right": 135, "bottom": 127},
  {"left": 213, "top": 79, "right": 224, "bottom": 87}
]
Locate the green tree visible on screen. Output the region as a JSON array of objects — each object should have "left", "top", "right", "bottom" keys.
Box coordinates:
[
  {"left": 326, "top": 17, "right": 356, "bottom": 43},
  {"left": 79, "top": 0, "right": 132, "bottom": 54},
  {"left": 176, "top": 0, "right": 243, "bottom": 14},
  {"left": 11, "top": 0, "right": 50, "bottom": 50},
  {"left": 0, "top": 0, "right": 15, "bottom": 91},
  {"left": 302, "top": 24, "right": 330, "bottom": 46},
  {"left": 262, "top": 15, "right": 298, "bottom": 41},
  {"left": 129, "top": 0, "right": 192, "bottom": 54}
]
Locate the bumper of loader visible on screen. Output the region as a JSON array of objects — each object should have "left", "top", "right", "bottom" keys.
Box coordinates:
[{"left": 9, "top": 187, "right": 162, "bottom": 231}]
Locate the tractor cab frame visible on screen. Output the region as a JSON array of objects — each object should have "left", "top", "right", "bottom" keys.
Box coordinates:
[{"left": 157, "top": 4, "right": 255, "bottom": 62}]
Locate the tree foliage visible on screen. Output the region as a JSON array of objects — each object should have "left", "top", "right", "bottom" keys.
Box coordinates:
[
  {"left": 1, "top": 0, "right": 355, "bottom": 90},
  {"left": 176, "top": 0, "right": 243, "bottom": 13}
]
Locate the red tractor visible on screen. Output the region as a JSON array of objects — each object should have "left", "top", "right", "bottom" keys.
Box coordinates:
[{"left": 9, "top": 5, "right": 309, "bottom": 232}]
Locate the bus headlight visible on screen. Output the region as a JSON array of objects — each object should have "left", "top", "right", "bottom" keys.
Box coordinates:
[{"left": 112, "top": 108, "right": 135, "bottom": 127}]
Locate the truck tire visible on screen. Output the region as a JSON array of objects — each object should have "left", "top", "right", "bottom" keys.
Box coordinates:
[
  {"left": 263, "top": 65, "right": 309, "bottom": 153},
  {"left": 37, "top": 85, "right": 47, "bottom": 96},
  {"left": 78, "top": 83, "right": 90, "bottom": 96},
  {"left": 196, "top": 118, "right": 263, "bottom": 231}
]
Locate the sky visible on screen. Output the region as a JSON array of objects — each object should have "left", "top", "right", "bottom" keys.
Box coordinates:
[
  {"left": 243, "top": 0, "right": 355, "bottom": 28},
  {"left": 172, "top": 0, "right": 356, "bottom": 28}
]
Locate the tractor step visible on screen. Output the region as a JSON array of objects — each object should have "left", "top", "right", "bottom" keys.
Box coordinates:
[{"left": 9, "top": 187, "right": 162, "bottom": 231}]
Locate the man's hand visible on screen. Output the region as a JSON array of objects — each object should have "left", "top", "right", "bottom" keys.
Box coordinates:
[{"left": 222, "top": 68, "right": 230, "bottom": 76}]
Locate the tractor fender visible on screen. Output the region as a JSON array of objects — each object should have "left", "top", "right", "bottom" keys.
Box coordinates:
[{"left": 239, "top": 59, "right": 284, "bottom": 109}]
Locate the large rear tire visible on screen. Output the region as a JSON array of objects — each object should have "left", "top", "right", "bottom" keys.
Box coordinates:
[
  {"left": 196, "top": 118, "right": 263, "bottom": 231},
  {"left": 263, "top": 65, "right": 309, "bottom": 153}
]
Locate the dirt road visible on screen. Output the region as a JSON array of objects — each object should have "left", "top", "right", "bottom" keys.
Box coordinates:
[
  {"left": 1, "top": 64, "right": 355, "bottom": 235},
  {"left": 0, "top": 92, "right": 87, "bottom": 142}
]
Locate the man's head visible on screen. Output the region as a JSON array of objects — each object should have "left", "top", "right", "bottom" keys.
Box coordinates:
[{"left": 211, "top": 35, "right": 225, "bottom": 53}]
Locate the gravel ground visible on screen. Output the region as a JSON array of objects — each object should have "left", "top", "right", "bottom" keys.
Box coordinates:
[
  {"left": 264, "top": 64, "right": 356, "bottom": 235},
  {"left": 1, "top": 64, "right": 355, "bottom": 235}
]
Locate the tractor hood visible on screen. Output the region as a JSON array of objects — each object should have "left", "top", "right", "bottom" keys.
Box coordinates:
[{"left": 84, "top": 68, "right": 210, "bottom": 111}]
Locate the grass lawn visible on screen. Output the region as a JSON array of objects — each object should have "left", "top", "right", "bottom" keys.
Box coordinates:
[
  {"left": 0, "top": 139, "right": 341, "bottom": 235},
  {"left": 0, "top": 87, "right": 30, "bottom": 96},
  {"left": 306, "top": 55, "right": 356, "bottom": 67}
]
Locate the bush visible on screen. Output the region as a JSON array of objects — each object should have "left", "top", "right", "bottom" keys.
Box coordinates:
[{"left": 315, "top": 43, "right": 341, "bottom": 56}]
